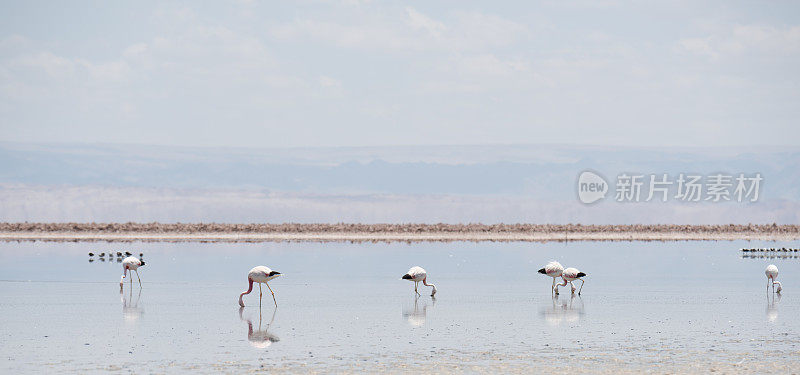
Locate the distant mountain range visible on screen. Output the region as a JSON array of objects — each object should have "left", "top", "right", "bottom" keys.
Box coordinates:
[{"left": 0, "top": 142, "right": 798, "bottom": 223}]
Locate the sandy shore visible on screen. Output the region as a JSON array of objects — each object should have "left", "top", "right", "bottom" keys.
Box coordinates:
[{"left": 1, "top": 223, "right": 798, "bottom": 243}]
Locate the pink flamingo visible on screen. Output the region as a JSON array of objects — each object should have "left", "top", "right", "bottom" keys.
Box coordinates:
[
  {"left": 557, "top": 267, "right": 587, "bottom": 295},
  {"left": 766, "top": 264, "right": 782, "bottom": 293},
  {"left": 402, "top": 266, "right": 437, "bottom": 296},
  {"left": 538, "top": 261, "right": 565, "bottom": 295},
  {"left": 119, "top": 256, "right": 145, "bottom": 291},
  {"left": 239, "top": 266, "right": 282, "bottom": 307}
]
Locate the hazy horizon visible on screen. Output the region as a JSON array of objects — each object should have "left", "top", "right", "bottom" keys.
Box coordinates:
[{"left": 1, "top": 142, "right": 797, "bottom": 224}]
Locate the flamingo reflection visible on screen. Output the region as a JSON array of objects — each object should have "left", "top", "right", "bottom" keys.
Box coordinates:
[
  {"left": 121, "top": 287, "right": 143, "bottom": 323},
  {"left": 402, "top": 294, "right": 435, "bottom": 327},
  {"left": 541, "top": 294, "right": 584, "bottom": 326},
  {"left": 766, "top": 292, "right": 781, "bottom": 322},
  {"left": 239, "top": 305, "right": 280, "bottom": 348}
]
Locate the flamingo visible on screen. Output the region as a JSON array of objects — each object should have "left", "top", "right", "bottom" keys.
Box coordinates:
[
  {"left": 557, "top": 267, "right": 587, "bottom": 295},
  {"left": 401, "top": 266, "right": 437, "bottom": 296},
  {"left": 239, "top": 266, "right": 281, "bottom": 307},
  {"left": 766, "top": 264, "right": 782, "bottom": 293},
  {"left": 538, "top": 261, "right": 565, "bottom": 295},
  {"left": 119, "top": 256, "right": 145, "bottom": 290}
]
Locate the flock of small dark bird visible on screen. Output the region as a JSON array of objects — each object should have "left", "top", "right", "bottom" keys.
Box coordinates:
[
  {"left": 740, "top": 248, "right": 799, "bottom": 260},
  {"left": 741, "top": 248, "right": 800, "bottom": 252},
  {"left": 88, "top": 251, "right": 144, "bottom": 263}
]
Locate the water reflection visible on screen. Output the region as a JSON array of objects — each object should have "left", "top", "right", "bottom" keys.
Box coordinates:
[
  {"left": 766, "top": 292, "right": 781, "bottom": 322},
  {"left": 239, "top": 306, "right": 280, "bottom": 348},
  {"left": 121, "top": 287, "right": 143, "bottom": 324},
  {"left": 402, "top": 295, "right": 435, "bottom": 327},
  {"left": 742, "top": 254, "right": 800, "bottom": 260},
  {"left": 541, "top": 294, "right": 584, "bottom": 326}
]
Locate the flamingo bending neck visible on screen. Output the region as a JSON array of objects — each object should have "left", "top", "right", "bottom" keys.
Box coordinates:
[
  {"left": 239, "top": 278, "right": 254, "bottom": 307},
  {"left": 423, "top": 278, "right": 437, "bottom": 295}
]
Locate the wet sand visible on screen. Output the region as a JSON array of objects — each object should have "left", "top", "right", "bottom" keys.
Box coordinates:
[
  {"left": 1, "top": 223, "right": 798, "bottom": 242},
  {"left": 69, "top": 352, "right": 800, "bottom": 374}
]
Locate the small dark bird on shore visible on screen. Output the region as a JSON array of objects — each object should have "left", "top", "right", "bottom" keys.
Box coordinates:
[
  {"left": 139, "top": 253, "right": 143, "bottom": 258},
  {"left": 99, "top": 253, "right": 105, "bottom": 257},
  {"left": 88, "top": 252, "right": 95, "bottom": 257},
  {"left": 125, "top": 251, "right": 132, "bottom": 256},
  {"left": 117, "top": 252, "right": 123, "bottom": 257}
]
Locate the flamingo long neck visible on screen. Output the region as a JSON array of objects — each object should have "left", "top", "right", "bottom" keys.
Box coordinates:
[
  {"left": 120, "top": 267, "right": 128, "bottom": 288},
  {"left": 422, "top": 278, "right": 437, "bottom": 294},
  {"left": 239, "top": 278, "right": 254, "bottom": 306}
]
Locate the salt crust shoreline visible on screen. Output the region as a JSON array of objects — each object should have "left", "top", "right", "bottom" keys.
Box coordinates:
[{"left": 0, "top": 223, "right": 797, "bottom": 243}]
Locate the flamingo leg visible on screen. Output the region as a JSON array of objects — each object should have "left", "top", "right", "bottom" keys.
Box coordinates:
[
  {"left": 551, "top": 277, "right": 556, "bottom": 295},
  {"left": 414, "top": 281, "right": 420, "bottom": 295},
  {"left": 259, "top": 283, "right": 263, "bottom": 308},
  {"left": 135, "top": 269, "right": 141, "bottom": 288},
  {"left": 266, "top": 282, "right": 277, "bottom": 306},
  {"left": 767, "top": 278, "right": 770, "bottom": 292},
  {"left": 578, "top": 279, "right": 585, "bottom": 295}
]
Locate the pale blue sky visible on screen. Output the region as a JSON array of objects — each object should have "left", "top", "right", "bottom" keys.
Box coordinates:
[{"left": 1, "top": 0, "right": 799, "bottom": 148}]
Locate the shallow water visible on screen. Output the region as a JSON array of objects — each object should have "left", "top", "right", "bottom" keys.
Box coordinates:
[{"left": 1, "top": 240, "right": 799, "bottom": 372}]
